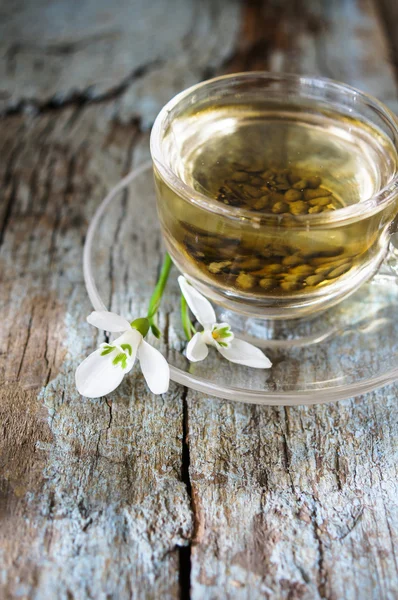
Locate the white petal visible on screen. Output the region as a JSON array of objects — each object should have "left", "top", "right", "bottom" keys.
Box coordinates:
[
  {"left": 87, "top": 311, "right": 130, "bottom": 332},
  {"left": 138, "top": 340, "right": 170, "bottom": 394},
  {"left": 217, "top": 337, "right": 272, "bottom": 369},
  {"left": 113, "top": 328, "right": 142, "bottom": 355},
  {"left": 76, "top": 350, "right": 132, "bottom": 398},
  {"left": 178, "top": 276, "right": 216, "bottom": 328},
  {"left": 186, "top": 332, "right": 209, "bottom": 362}
]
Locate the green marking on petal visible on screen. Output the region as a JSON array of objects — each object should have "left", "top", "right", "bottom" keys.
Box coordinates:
[
  {"left": 211, "top": 324, "right": 233, "bottom": 345},
  {"left": 100, "top": 345, "right": 114, "bottom": 356},
  {"left": 112, "top": 352, "right": 128, "bottom": 369},
  {"left": 216, "top": 326, "right": 232, "bottom": 337},
  {"left": 131, "top": 317, "right": 150, "bottom": 337},
  {"left": 120, "top": 343, "right": 132, "bottom": 356}
]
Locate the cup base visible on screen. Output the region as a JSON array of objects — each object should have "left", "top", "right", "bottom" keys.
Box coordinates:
[{"left": 168, "top": 248, "right": 385, "bottom": 320}]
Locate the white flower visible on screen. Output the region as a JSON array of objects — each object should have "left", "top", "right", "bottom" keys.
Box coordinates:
[
  {"left": 75, "top": 311, "right": 170, "bottom": 398},
  {"left": 178, "top": 276, "right": 272, "bottom": 369}
]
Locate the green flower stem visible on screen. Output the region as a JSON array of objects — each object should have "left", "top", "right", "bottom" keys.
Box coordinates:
[
  {"left": 181, "top": 295, "right": 196, "bottom": 341},
  {"left": 147, "top": 253, "right": 173, "bottom": 338}
]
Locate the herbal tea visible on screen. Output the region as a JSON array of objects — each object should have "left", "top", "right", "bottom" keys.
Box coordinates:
[{"left": 155, "top": 102, "right": 397, "bottom": 299}]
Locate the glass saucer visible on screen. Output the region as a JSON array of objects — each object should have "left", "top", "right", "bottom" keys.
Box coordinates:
[{"left": 84, "top": 161, "right": 398, "bottom": 405}]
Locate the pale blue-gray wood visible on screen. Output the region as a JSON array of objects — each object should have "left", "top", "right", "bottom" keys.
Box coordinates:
[{"left": 0, "top": 1, "right": 397, "bottom": 599}]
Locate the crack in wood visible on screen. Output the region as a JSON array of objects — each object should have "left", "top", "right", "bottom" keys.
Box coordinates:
[
  {"left": 1, "top": 58, "right": 165, "bottom": 118},
  {"left": 178, "top": 544, "right": 192, "bottom": 600},
  {"left": 179, "top": 388, "right": 192, "bottom": 599},
  {"left": 6, "top": 31, "right": 122, "bottom": 61},
  {"left": 16, "top": 311, "right": 34, "bottom": 382},
  {"left": 105, "top": 398, "right": 113, "bottom": 432},
  {"left": 0, "top": 140, "right": 25, "bottom": 249}
]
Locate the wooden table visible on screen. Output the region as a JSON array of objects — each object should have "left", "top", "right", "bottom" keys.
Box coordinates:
[{"left": 1, "top": 1, "right": 398, "bottom": 598}]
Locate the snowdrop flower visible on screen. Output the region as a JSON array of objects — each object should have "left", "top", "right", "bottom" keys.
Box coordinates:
[
  {"left": 178, "top": 276, "right": 272, "bottom": 368},
  {"left": 76, "top": 311, "right": 170, "bottom": 398}
]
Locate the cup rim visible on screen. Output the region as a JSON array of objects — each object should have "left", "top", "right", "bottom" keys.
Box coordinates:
[{"left": 150, "top": 71, "right": 398, "bottom": 225}]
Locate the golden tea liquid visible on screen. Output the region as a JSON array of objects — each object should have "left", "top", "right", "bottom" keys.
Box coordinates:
[{"left": 155, "top": 102, "right": 398, "bottom": 299}]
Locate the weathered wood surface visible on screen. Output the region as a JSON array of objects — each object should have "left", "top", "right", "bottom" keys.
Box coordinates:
[{"left": 0, "top": 1, "right": 398, "bottom": 599}]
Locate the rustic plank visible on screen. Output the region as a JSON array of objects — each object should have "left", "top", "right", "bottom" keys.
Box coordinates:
[
  {"left": 1, "top": 0, "right": 398, "bottom": 598},
  {"left": 186, "top": 0, "right": 398, "bottom": 598},
  {"left": 187, "top": 392, "right": 398, "bottom": 599},
  {"left": 0, "top": 107, "right": 192, "bottom": 599},
  {"left": 224, "top": 0, "right": 398, "bottom": 113},
  {"left": 0, "top": 0, "right": 240, "bottom": 127},
  {"left": 0, "top": 1, "right": 241, "bottom": 597}
]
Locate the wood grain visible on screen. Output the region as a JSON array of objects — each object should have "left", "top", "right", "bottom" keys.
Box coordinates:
[
  {"left": 0, "top": 108, "right": 192, "bottom": 599},
  {"left": 186, "top": 0, "right": 398, "bottom": 598},
  {"left": 377, "top": 0, "right": 398, "bottom": 76},
  {"left": 0, "top": 1, "right": 240, "bottom": 596},
  {"left": 0, "top": 0, "right": 398, "bottom": 599}
]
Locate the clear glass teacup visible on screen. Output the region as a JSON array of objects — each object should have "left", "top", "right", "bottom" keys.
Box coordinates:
[{"left": 150, "top": 72, "right": 398, "bottom": 319}]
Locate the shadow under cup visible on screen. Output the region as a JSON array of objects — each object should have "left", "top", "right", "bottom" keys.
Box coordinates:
[{"left": 150, "top": 73, "right": 398, "bottom": 319}]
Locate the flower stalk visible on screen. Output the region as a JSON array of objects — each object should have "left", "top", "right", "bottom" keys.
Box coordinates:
[
  {"left": 181, "top": 294, "right": 196, "bottom": 341},
  {"left": 147, "top": 253, "right": 173, "bottom": 338}
]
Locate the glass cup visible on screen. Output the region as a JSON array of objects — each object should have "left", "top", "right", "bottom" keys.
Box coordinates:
[{"left": 150, "top": 72, "right": 398, "bottom": 319}]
